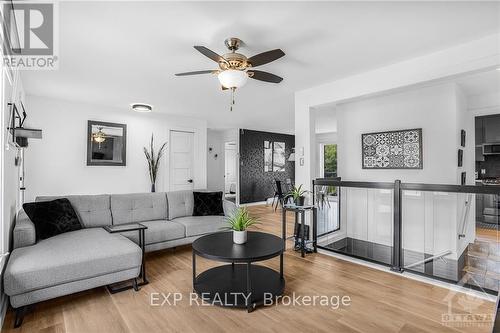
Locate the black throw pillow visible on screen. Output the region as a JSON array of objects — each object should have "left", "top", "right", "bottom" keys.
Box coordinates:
[
  {"left": 193, "top": 191, "right": 224, "bottom": 216},
  {"left": 23, "top": 198, "right": 82, "bottom": 241}
]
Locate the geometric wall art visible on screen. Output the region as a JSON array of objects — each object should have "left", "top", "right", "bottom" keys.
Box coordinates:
[{"left": 362, "top": 128, "right": 423, "bottom": 169}]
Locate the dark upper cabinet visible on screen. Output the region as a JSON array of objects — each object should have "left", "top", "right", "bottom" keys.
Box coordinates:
[
  {"left": 475, "top": 117, "right": 484, "bottom": 145},
  {"left": 484, "top": 116, "right": 500, "bottom": 143},
  {"left": 476, "top": 114, "right": 500, "bottom": 145}
]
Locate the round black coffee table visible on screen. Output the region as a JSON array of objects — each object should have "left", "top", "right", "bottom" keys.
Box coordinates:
[{"left": 192, "top": 231, "right": 285, "bottom": 312}]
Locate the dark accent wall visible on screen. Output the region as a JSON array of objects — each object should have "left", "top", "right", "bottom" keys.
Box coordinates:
[{"left": 239, "top": 129, "right": 295, "bottom": 204}]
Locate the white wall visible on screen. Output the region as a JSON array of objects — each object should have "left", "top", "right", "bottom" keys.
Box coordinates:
[
  {"left": 325, "top": 83, "right": 466, "bottom": 258},
  {"left": 206, "top": 129, "right": 225, "bottom": 191},
  {"left": 23, "top": 95, "right": 207, "bottom": 201},
  {"left": 336, "top": 83, "right": 458, "bottom": 183},
  {"left": 298, "top": 34, "right": 499, "bottom": 262},
  {"left": 1, "top": 62, "right": 24, "bottom": 326},
  {"left": 295, "top": 33, "right": 500, "bottom": 193}
]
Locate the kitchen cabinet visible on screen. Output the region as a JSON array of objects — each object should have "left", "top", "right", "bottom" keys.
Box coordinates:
[
  {"left": 476, "top": 147, "right": 485, "bottom": 162},
  {"left": 484, "top": 116, "right": 500, "bottom": 143},
  {"left": 476, "top": 117, "right": 484, "bottom": 145}
]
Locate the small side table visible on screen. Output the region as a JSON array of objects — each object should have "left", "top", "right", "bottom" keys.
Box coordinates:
[
  {"left": 282, "top": 204, "right": 317, "bottom": 257},
  {"left": 104, "top": 223, "right": 148, "bottom": 293}
]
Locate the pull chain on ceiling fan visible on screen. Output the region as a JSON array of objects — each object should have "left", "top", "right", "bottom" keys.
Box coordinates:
[{"left": 175, "top": 37, "right": 285, "bottom": 111}]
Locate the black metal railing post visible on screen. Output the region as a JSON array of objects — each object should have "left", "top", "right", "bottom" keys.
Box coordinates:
[
  {"left": 312, "top": 179, "right": 316, "bottom": 246},
  {"left": 391, "top": 179, "right": 403, "bottom": 272}
]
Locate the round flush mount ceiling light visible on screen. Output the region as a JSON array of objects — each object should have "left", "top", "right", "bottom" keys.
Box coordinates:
[
  {"left": 131, "top": 103, "right": 153, "bottom": 113},
  {"left": 218, "top": 69, "right": 248, "bottom": 89}
]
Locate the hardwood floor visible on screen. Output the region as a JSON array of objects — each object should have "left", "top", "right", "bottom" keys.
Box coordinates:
[
  {"left": 476, "top": 226, "right": 500, "bottom": 243},
  {"left": 2, "top": 205, "right": 496, "bottom": 333}
]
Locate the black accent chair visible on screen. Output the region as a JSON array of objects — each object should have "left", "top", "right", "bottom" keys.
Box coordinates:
[{"left": 273, "top": 180, "right": 288, "bottom": 211}]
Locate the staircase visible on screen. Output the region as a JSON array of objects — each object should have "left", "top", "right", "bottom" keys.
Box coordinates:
[{"left": 463, "top": 239, "right": 500, "bottom": 292}]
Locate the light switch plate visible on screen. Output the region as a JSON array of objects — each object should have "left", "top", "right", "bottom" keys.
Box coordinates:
[{"left": 299, "top": 158, "right": 304, "bottom": 166}]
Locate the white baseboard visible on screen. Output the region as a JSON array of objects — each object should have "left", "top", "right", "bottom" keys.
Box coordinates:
[
  {"left": 318, "top": 249, "right": 496, "bottom": 302},
  {"left": 239, "top": 201, "right": 268, "bottom": 207}
]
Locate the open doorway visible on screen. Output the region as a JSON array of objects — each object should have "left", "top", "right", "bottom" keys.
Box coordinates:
[{"left": 224, "top": 141, "right": 237, "bottom": 203}]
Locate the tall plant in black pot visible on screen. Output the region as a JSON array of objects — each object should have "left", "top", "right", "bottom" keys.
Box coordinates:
[{"left": 143, "top": 134, "right": 167, "bottom": 192}]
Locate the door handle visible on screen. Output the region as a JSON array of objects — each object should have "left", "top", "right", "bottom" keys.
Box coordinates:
[{"left": 187, "top": 179, "right": 193, "bottom": 183}]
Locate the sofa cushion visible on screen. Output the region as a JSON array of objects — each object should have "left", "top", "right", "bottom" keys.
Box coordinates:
[
  {"left": 111, "top": 193, "right": 167, "bottom": 225},
  {"left": 166, "top": 190, "right": 194, "bottom": 220},
  {"left": 173, "top": 215, "right": 226, "bottom": 237},
  {"left": 4, "top": 228, "right": 141, "bottom": 296},
  {"left": 119, "top": 220, "right": 185, "bottom": 245},
  {"left": 23, "top": 199, "right": 82, "bottom": 241},
  {"left": 193, "top": 191, "right": 224, "bottom": 216},
  {"left": 37, "top": 195, "right": 112, "bottom": 228}
]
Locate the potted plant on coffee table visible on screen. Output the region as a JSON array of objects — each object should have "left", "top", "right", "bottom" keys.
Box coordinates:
[
  {"left": 286, "top": 184, "right": 309, "bottom": 206},
  {"left": 226, "top": 207, "right": 259, "bottom": 244}
]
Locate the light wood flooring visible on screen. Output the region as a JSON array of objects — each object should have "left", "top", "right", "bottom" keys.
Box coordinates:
[{"left": 2, "top": 205, "right": 496, "bottom": 333}]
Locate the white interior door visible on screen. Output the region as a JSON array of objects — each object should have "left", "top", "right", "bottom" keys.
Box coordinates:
[
  {"left": 225, "top": 142, "right": 237, "bottom": 193},
  {"left": 170, "top": 130, "right": 194, "bottom": 191}
]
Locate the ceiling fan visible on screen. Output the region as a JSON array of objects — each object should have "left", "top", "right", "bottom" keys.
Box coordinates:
[{"left": 175, "top": 38, "right": 285, "bottom": 110}]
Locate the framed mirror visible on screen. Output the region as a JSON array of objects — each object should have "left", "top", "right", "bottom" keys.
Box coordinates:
[
  {"left": 273, "top": 142, "right": 286, "bottom": 172},
  {"left": 87, "top": 121, "right": 127, "bottom": 166},
  {"left": 264, "top": 140, "right": 272, "bottom": 172}
]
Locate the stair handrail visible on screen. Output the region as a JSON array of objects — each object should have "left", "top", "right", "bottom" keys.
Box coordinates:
[{"left": 458, "top": 194, "right": 472, "bottom": 239}]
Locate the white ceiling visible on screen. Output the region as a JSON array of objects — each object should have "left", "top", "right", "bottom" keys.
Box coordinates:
[{"left": 21, "top": 1, "right": 500, "bottom": 134}]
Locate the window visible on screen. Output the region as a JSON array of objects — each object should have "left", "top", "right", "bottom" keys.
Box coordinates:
[{"left": 323, "top": 144, "right": 337, "bottom": 178}]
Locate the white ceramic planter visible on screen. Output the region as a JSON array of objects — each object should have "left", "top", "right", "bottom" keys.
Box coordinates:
[{"left": 233, "top": 230, "right": 247, "bottom": 244}]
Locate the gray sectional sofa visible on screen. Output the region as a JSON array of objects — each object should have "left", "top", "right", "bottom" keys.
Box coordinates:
[{"left": 4, "top": 190, "right": 236, "bottom": 327}]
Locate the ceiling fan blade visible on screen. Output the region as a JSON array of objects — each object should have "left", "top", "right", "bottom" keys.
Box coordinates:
[
  {"left": 247, "top": 49, "right": 285, "bottom": 67},
  {"left": 221, "top": 85, "right": 228, "bottom": 91},
  {"left": 193, "top": 46, "right": 225, "bottom": 63},
  {"left": 247, "top": 70, "right": 283, "bottom": 83},
  {"left": 175, "top": 70, "right": 215, "bottom": 76}
]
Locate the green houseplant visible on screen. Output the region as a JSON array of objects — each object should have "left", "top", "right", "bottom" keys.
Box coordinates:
[
  {"left": 286, "top": 184, "right": 309, "bottom": 206},
  {"left": 226, "top": 207, "right": 259, "bottom": 244},
  {"left": 143, "top": 134, "right": 168, "bottom": 192}
]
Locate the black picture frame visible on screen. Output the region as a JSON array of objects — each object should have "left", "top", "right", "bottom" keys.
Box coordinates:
[
  {"left": 87, "top": 120, "right": 127, "bottom": 166},
  {"left": 460, "top": 129, "right": 466, "bottom": 147},
  {"left": 458, "top": 149, "right": 463, "bottom": 167},
  {"left": 361, "top": 128, "right": 423, "bottom": 169}
]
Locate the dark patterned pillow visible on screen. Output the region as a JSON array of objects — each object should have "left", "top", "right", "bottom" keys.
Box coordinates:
[
  {"left": 193, "top": 191, "right": 224, "bottom": 216},
  {"left": 23, "top": 198, "right": 82, "bottom": 241}
]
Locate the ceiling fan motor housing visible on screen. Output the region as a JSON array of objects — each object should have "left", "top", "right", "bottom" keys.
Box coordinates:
[{"left": 219, "top": 52, "right": 248, "bottom": 71}]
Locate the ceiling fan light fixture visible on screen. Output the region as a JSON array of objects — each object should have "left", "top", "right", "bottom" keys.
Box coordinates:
[
  {"left": 218, "top": 69, "right": 248, "bottom": 89},
  {"left": 131, "top": 103, "right": 153, "bottom": 113}
]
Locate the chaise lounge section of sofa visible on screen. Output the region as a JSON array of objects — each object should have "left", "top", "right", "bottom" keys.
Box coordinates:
[{"left": 4, "top": 190, "right": 236, "bottom": 327}]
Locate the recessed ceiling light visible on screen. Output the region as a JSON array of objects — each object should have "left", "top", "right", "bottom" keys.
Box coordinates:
[{"left": 131, "top": 103, "right": 153, "bottom": 113}]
